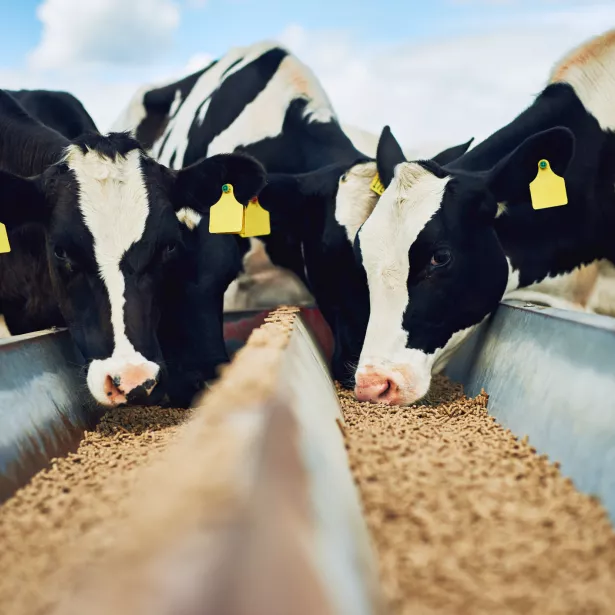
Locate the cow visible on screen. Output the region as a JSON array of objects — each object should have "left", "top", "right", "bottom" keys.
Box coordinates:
[
  {"left": 352, "top": 27, "right": 615, "bottom": 406},
  {"left": 113, "top": 40, "right": 474, "bottom": 387},
  {"left": 7, "top": 89, "right": 98, "bottom": 140},
  {"left": 0, "top": 88, "right": 266, "bottom": 408}
]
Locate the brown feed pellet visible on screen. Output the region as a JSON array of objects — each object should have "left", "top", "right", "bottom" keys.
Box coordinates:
[{"left": 339, "top": 375, "right": 615, "bottom": 615}]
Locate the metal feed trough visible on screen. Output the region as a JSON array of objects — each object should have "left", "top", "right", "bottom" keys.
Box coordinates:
[{"left": 0, "top": 299, "right": 614, "bottom": 611}]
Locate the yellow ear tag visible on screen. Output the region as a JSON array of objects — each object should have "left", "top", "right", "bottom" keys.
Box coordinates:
[
  {"left": 0, "top": 223, "right": 10, "bottom": 254},
  {"left": 370, "top": 173, "right": 385, "bottom": 196},
  {"left": 240, "top": 197, "right": 271, "bottom": 238},
  {"left": 209, "top": 184, "right": 244, "bottom": 234},
  {"left": 529, "top": 159, "right": 568, "bottom": 210}
]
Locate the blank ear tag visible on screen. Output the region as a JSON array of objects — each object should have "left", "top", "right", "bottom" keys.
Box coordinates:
[
  {"left": 0, "top": 223, "right": 10, "bottom": 254},
  {"left": 240, "top": 197, "right": 271, "bottom": 238},
  {"left": 370, "top": 174, "right": 385, "bottom": 196},
  {"left": 529, "top": 159, "right": 568, "bottom": 210},
  {"left": 209, "top": 184, "right": 244, "bottom": 234}
]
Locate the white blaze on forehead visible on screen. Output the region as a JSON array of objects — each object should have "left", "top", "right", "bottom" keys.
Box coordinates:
[
  {"left": 334, "top": 161, "right": 380, "bottom": 244},
  {"left": 357, "top": 163, "right": 448, "bottom": 397},
  {"left": 66, "top": 145, "right": 150, "bottom": 358}
]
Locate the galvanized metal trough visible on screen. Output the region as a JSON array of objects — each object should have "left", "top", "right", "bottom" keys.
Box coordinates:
[
  {"left": 445, "top": 299, "right": 615, "bottom": 523},
  {"left": 51, "top": 307, "right": 384, "bottom": 615}
]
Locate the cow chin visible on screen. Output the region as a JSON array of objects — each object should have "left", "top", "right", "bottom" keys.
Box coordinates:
[
  {"left": 87, "top": 352, "right": 161, "bottom": 408},
  {"left": 354, "top": 350, "right": 434, "bottom": 406}
]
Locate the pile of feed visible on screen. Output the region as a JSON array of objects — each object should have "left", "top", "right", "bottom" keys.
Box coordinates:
[
  {"left": 0, "top": 406, "right": 190, "bottom": 615},
  {"left": 339, "top": 376, "right": 615, "bottom": 615}
]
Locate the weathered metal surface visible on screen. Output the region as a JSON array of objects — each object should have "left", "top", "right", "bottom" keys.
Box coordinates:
[
  {"left": 445, "top": 299, "right": 615, "bottom": 522},
  {"left": 277, "top": 317, "right": 383, "bottom": 615}
]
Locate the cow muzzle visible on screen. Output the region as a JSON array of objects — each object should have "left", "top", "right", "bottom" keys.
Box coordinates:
[
  {"left": 87, "top": 353, "right": 161, "bottom": 407},
  {"left": 354, "top": 360, "right": 431, "bottom": 406}
]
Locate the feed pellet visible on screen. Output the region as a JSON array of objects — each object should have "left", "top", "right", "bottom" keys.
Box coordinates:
[
  {"left": 0, "top": 405, "right": 191, "bottom": 615},
  {"left": 339, "top": 375, "right": 615, "bottom": 615}
]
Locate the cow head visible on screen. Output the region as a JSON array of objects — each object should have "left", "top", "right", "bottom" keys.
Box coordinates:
[
  {"left": 0, "top": 123, "right": 265, "bottom": 408},
  {"left": 354, "top": 125, "right": 575, "bottom": 405},
  {"left": 257, "top": 132, "right": 473, "bottom": 387}
]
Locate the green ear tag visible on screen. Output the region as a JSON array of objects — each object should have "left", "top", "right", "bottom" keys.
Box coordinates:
[
  {"left": 370, "top": 173, "right": 385, "bottom": 196},
  {"left": 0, "top": 223, "right": 10, "bottom": 254},
  {"left": 209, "top": 184, "right": 245, "bottom": 234},
  {"left": 529, "top": 159, "right": 568, "bottom": 210}
]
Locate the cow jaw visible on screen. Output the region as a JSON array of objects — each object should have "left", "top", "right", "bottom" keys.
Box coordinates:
[
  {"left": 66, "top": 145, "right": 160, "bottom": 406},
  {"left": 356, "top": 162, "right": 448, "bottom": 405}
]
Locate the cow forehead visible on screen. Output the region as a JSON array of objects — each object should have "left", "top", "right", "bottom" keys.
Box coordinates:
[
  {"left": 359, "top": 163, "right": 449, "bottom": 282},
  {"left": 64, "top": 145, "right": 151, "bottom": 261},
  {"left": 335, "top": 161, "right": 380, "bottom": 244}
]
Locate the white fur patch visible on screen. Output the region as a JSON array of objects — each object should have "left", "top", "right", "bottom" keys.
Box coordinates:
[
  {"left": 334, "top": 161, "right": 380, "bottom": 243},
  {"left": 152, "top": 41, "right": 335, "bottom": 170},
  {"left": 109, "top": 84, "right": 151, "bottom": 136},
  {"left": 356, "top": 163, "right": 449, "bottom": 403},
  {"left": 550, "top": 29, "right": 615, "bottom": 131},
  {"left": 66, "top": 145, "right": 159, "bottom": 404}
]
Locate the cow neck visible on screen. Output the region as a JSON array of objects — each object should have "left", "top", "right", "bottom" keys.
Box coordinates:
[
  {"left": 451, "top": 83, "right": 615, "bottom": 288},
  {"left": 0, "top": 91, "right": 68, "bottom": 177}
]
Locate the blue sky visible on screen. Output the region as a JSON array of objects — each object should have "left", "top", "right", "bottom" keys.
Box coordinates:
[
  {"left": 0, "top": 0, "right": 601, "bottom": 68},
  {"left": 0, "top": 1, "right": 613, "bottom": 147}
]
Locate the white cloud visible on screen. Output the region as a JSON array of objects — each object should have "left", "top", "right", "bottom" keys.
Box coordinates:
[
  {"left": 276, "top": 6, "right": 615, "bottom": 151},
  {"left": 6, "top": 3, "right": 615, "bottom": 157},
  {"left": 29, "top": 0, "right": 181, "bottom": 70}
]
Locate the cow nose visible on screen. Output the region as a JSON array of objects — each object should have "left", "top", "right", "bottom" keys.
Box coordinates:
[
  {"left": 103, "top": 363, "right": 159, "bottom": 406},
  {"left": 355, "top": 371, "right": 400, "bottom": 405}
]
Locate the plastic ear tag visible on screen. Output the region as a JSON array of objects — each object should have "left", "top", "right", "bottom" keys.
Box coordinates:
[
  {"left": 240, "top": 197, "right": 271, "bottom": 238},
  {"left": 529, "top": 159, "right": 568, "bottom": 210},
  {"left": 370, "top": 173, "right": 385, "bottom": 196},
  {"left": 0, "top": 223, "right": 10, "bottom": 254},
  {"left": 209, "top": 184, "right": 244, "bottom": 234}
]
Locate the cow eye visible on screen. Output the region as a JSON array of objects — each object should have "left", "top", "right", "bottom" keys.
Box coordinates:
[
  {"left": 54, "top": 246, "right": 68, "bottom": 260},
  {"left": 164, "top": 242, "right": 177, "bottom": 255},
  {"left": 340, "top": 172, "right": 349, "bottom": 183},
  {"left": 430, "top": 248, "right": 451, "bottom": 268}
]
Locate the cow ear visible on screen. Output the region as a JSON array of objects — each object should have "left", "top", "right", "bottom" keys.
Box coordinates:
[
  {"left": 0, "top": 170, "right": 48, "bottom": 229},
  {"left": 376, "top": 125, "right": 407, "bottom": 188},
  {"left": 486, "top": 127, "right": 575, "bottom": 202},
  {"left": 172, "top": 152, "right": 267, "bottom": 213},
  {"left": 431, "top": 138, "right": 474, "bottom": 167}
]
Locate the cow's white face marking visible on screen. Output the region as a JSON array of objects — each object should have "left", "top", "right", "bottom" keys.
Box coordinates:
[
  {"left": 66, "top": 145, "right": 160, "bottom": 405},
  {"left": 356, "top": 163, "right": 449, "bottom": 405},
  {"left": 334, "top": 161, "right": 380, "bottom": 244}
]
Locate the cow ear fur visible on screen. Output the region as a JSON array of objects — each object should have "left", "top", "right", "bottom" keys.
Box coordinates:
[{"left": 172, "top": 152, "right": 267, "bottom": 213}]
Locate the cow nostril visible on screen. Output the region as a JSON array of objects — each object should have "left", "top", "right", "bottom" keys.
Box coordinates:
[
  {"left": 103, "top": 375, "right": 127, "bottom": 406},
  {"left": 142, "top": 378, "right": 157, "bottom": 392},
  {"left": 378, "top": 380, "right": 391, "bottom": 398}
]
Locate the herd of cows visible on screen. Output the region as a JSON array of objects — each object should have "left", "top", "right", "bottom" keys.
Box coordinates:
[{"left": 1, "top": 28, "right": 615, "bottom": 410}]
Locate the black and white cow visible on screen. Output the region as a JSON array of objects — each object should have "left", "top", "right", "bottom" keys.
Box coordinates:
[
  {"left": 0, "top": 89, "right": 265, "bottom": 408},
  {"left": 353, "top": 28, "right": 615, "bottom": 405},
  {"left": 114, "top": 40, "right": 473, "bottom": 387}
]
